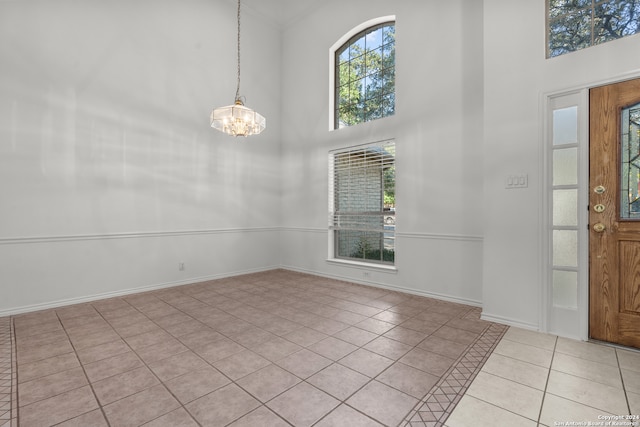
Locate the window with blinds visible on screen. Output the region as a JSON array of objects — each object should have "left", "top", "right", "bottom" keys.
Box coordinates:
[{"left": 329, "top": 140, "right": 395, "bottom": 265}]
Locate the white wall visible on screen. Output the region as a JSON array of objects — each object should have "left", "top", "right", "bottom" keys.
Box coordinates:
[
  {"left": 279, "top": 0, "right": 485, "bottom": 305},
  {"left": 482, "top": 0, "right": 640, "bottom": 332},
  {"left": 0, "top": 0, "right": 282, "bottom": 315}
]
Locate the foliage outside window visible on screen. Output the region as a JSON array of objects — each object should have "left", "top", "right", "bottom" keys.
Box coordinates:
[
  {"left": 335, "top": 23, "right": 395, "bottom": 129},
  {"left": 548, "top": 0, "right": 640, "bottom": 58},
  {"left": 329, "top": 141, "right": 395, "bottom": 265}
]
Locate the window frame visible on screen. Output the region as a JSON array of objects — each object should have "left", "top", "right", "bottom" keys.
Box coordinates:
[
  {"left": 547, "top": 0, "right": 640, "bottom": 58},
  {"left": 329, "top": 16, "right": 396, "bottom": 131},
  {"left": 328, "top": 140, "right": 396, "bottom": 269}
]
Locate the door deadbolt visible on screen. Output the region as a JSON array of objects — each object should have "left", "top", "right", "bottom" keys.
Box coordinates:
[
  {"left": 594, "top": 185, "right": 606, "bottom": 194},
  {"left": 593, "top": 223, "right": 606, "bottom": 233},
  {"left": 593, "top": 204, "right": 606, "bottom": 213}
]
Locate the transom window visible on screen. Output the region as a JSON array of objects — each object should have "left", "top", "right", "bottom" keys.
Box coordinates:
[
  {"left": 334, "top": 22, "right": 395, "bottom": 129},
  {"left": 548, "top": 0, "right": 640, "bottom": 58}
]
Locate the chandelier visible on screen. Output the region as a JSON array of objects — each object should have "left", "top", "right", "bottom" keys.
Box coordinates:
[{"left": 210, "top": 0, "right": 266, "bottom": 137}]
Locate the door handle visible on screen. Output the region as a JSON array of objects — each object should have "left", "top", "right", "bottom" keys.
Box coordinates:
[{"left": 593, "top": 223, "right": 606, "bottom": 233}]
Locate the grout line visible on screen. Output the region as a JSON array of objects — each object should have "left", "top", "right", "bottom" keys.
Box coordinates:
[
  {"left": 615, "top": 348, "right": 633, "bottom": 415},
  {"left": 536, "top": 335, "right": 558, "bottom": 425}
]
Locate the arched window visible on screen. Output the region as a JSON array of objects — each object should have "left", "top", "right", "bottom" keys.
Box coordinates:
[{"left": 331, "top": 19, "right": 395, "bottom": 129}]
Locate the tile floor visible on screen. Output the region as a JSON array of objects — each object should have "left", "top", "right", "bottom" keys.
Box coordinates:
[
  {"left": 1, "top": 269, "right": 638, "bottom": 427},
  {"left": 445, "top": 327, "right": 640, "bottom": 427}
]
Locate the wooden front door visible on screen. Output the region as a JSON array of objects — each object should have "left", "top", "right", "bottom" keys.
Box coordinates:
[{"left": 590, "top": 78, "right": 640, "bottom": 349}]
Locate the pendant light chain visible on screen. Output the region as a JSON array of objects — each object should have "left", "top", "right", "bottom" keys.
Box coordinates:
[
  {"left": 210, "top": 0, "right": 265, "bottom": 136},
  {"left": 235, "top": 0, "right": 241, "bottom": 103}
]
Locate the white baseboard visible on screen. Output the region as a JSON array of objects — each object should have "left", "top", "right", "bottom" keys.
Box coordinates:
[
  {"left": 280, "top": 265, "right": 483, "bottom": 307},
  {"left": 0, "top": 265, "right": 279, "bottom": 317},
  {"left": 480, "top": 312, "right": 539, "bottom": 331}
]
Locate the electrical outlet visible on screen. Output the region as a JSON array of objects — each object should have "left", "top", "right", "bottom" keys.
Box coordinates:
[
  {"left": 178, "top": 262, "right": 185, "bottom": 271},
  {"left": 363, "top": 271, "right": 371, "bottom": 278}
]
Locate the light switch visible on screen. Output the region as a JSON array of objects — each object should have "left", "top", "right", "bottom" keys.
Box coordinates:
[{"left": 505, "top": 174, "right": 528, "bottom": 189}]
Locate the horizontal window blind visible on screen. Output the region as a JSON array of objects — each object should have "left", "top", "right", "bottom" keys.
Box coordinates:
[{"left": 329, "top": 140, "right": 395, "bottom": 264}]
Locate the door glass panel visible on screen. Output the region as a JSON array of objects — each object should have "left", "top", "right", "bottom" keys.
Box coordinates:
[
  {"left": 621, "top": 102, "right": 640, "bottom": 219},
  {"left": 553, "top": 106, "right": 578, "bottom": 145},
  {"left": 553, "top": 270, "right": 578, "bottom": 309},
  {"left": 553, "top": 147, "right": 578, "bottom": 185},
  {"left": 553, "top": 230, "right": 578, "bottom": 267},
  {"left": 553, "top": 189, "right": 578, "bottom": 226}
]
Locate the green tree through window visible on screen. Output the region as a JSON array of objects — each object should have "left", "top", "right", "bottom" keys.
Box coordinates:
[
  {"left": 548, "top": 0, "right": 640, "bottom": 57},
  {"left": 335, "top": 23, "right": 395, "bottom": 128}
]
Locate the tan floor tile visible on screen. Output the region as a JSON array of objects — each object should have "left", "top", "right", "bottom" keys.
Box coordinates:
[
  {"left": 103, "top": 384, "right": 180, "bottom": 426},
  {"left": 135, "top": 337, "right": 189, "bottom": 364},
  {"left": 122, "top": 329, "right": 173, "bottom": 351},
  {"left": 308, "top": 337, "right": 358, "bottom": 361},
  {"left": 617, "top": 348, "right": 640, "bottom": 373},
  {"left": 346, "top": 380, "right": 418, "bottom": 427},
  {"left": 466, "top": 371, "right": 543, "bottom": 421},
  {"left": 432, "top": 325, "right": 478, "bottom": 345},
  {"left": 143, "top": 407, "right": 199, "bottom": 427},
  {"left": 17, "top": 340, "right": 74, "bottom": 364},
  {"left": 363, "top": 336, "right": 412, "bottom": 360},
  {"left": 69, "top": 329, "right": 121, "bottom": 350},
  {"left": 276, "top": 349, "right": 332, "bottom": 379},
  {"left": 417, "top": 335, "right": 468, "bottom": 359},
  {"left": 481, "top": 353, "right": 549, "bottom": 390},
  {"left": 186, "top": 383, "right": 260, "bottom": 426},
  {"left": 546, "top": 370, "right": 628, "bottom": 414},
  {"left": 628, "top": 391, "right": 640, "bottom": 415},
  {"left": 555, "top": 337, "right": 617, "bottom": 366},
  {"left": 18, "top": 367, "right": 88, "bottom": 407},
  {"left": 383, "top": 326, "right": 428, "bottom": 346},
  {"left": 213, "top": 350, "right": 271, "bottom": 380},
  {"left": 228, "top": 406, "right": 289, "bottom": 427},
  {"left": 148, "top": 351, "right": 209, "bottom": 381},
  {"left": 445, "top": 394, "right": 537, "bottom": 427},
  {"left": 84, "top": 351, "right": 144, "bottom": 383},
  {"left": 192, "top": 338, "right": 246, "bottom": 363},
  {"left": 92, "top": 366, "right": 159, "bottom": 405},
  {"left": 376, "top": 362, "right": 439, "bottom": 399},
  {"left": 622, "top": 368, "right": 640, "bottom": 394},
  {"left": 19, "top": 385, "right": 99, "bottom": 427},
  {"left": 399, "top": 347, "right": 455, "bottom": 376},
  {"left": 177, "top": 329, "right": 225, "bottom": 349},
  {"left": 54, "top": 409, "right": 108, "bottom": 427},
  {"left": 503, "top": 327, "right": 557, "bottom": 350},
  {"left": 76, "top": 339, "right": 131, "bottom": 365},
  {"left": 18, "top": 352, "right": 80, "bottom": 383},
  {"left": 267, "top": 382, "right": 339, "bottom": 427},
  {"left": 251, "top": 337, "right": 302, "bottom": 362},
  {"left": 315, "top": 404, "right": 383, "bottom": 427},
  {"left": 164, "top": 366, "right": 230, "bottom": 404},
  {"left": 539, "top": 393, "right": 615, "bottom": 427},
  {"left": 339, "top": 349, "right": 394, "bottom": 378},
  {"left": 371, "top": 310, "right": 410, "bottom": 325},
  {"left": 307, "top": 363, "right": 370, "bottom": 401},
  {"left": 552, "top": 352, "right": 623, "bottom": 388},
  {"left": 236, "top": 364, "right": 301, "bottom": 402},
  {"left": 282, "top": 327, "right": 328, "bottom": 347},
  {"left": 354, "top": 318, "right": 396, "bottom": 335},
  {"left": 231, "top": 327, "right": 277, "bottom": 349},
  {"left": 493, "top": 338, "right": 554, "bottom": 368}
]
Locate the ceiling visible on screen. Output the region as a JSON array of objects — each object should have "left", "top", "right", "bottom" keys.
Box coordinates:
[{"left": 239, "top": 0, "right": 321, "bottom": 28}]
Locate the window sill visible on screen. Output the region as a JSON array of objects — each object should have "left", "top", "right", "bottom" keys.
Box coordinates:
[{"left": 326, "top": 258, "right": 398, "bottom": 273}]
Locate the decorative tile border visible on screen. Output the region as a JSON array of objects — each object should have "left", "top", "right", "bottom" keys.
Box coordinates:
[
  {"left": 402, "top": 317, "right": 509, "bottom": 427},
  {"left": 0, "top": 316, "right": 16, "bottom": 427}
]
